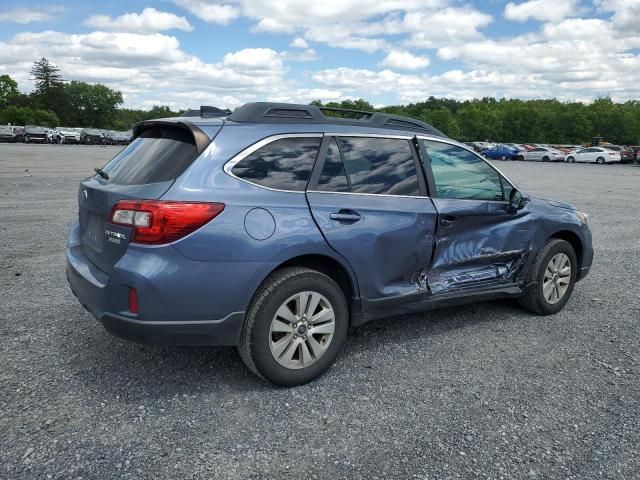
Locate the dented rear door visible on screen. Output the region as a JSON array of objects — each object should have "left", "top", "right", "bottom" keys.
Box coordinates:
[
  {"left": 306, "top": 135, "right": 438, "bottom": 304},
  {"left": 419, "top": 138, "right": 535, "bottom": 294}
]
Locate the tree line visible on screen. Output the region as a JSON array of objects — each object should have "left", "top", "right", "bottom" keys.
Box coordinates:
[
  {"left": 314, "top": 97, "right": 640, "bottom": 145},
  {"left": 0, "top": 58, "right": 183, "bottom": 130},
  {"left": 2, "top": 57, "right": 639, "bottom": 144}
]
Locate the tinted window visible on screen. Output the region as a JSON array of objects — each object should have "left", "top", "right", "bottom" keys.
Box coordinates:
[
  {"left": 102, "top": 127, "right": 198, "bottom": 185},
  {"left": 422, "top": 140, "right": 504, "bottom": 201},
  {"left": 317, "top": 138, "right": 349, "bottom": 192},
  {"left": 336, "top": 137, "right": 420, "bottom": 196},
  {"left": 232, "top": 137, "right": 320, "bottom": 191}
]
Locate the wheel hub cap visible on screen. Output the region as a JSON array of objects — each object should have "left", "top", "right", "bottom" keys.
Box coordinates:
[
  {"left": 542, "top": 253, "right": 572, "bottom": 305},
  {"left": 269, "top": 291, "right": 336, "bottom": 370}
]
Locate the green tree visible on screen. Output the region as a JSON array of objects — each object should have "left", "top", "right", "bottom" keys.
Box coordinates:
[
  {"left": 59, "top": 81, "right": 123, "bottom": 127},
  {"left": 30, "top": 58, "right": 64, "bottom": 113},
  {"left": 0, "top": 75, "right": 20, "bottom": 107}
]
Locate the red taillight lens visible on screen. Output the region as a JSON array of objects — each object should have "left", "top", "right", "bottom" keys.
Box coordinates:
[
  {"left": 110, "top": 200, "right": 225, "bottom": 245},
  {"left": 608, "top": 152, "right": 616, "bottom": 156},
  {"left": 129, "top": 287, "right": 139, "bottom": 314}
]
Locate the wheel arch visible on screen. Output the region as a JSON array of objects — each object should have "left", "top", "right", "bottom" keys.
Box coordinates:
[
  {"left": 549, "top": 230, "right": 583, "bottom": 267},
  {"left": 274, "top": 254, "right": 358, "bottom": 306}
]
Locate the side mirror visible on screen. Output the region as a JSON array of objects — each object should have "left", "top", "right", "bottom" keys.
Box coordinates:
[{"left": 508, "top": 189, "right": 524, "bottom": 213}]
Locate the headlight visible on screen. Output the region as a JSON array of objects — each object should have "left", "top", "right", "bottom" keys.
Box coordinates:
[{"left": 576, "top": 211, "right": 589, "bottom": 225}]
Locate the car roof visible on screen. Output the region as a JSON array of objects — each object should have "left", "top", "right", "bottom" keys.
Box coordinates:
[{"left": 226, "top": 102, "right": 447, "bottom": 138}]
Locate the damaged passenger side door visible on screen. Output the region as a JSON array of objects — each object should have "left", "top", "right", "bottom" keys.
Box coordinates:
[{"left": 419, "top": 139, "right": 534, "bottom": 294}]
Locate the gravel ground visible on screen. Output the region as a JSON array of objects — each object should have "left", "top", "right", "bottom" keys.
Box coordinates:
[{"left": 1, "top": 144, "right": 639, "bottom": 479}]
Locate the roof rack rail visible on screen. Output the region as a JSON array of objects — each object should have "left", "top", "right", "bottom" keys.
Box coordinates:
[
  {"left": 227, "top": 102, "right": 446, "bottom": 137},
  {"left": 182, "top": 106, "right": 232, "bottom": 118}
]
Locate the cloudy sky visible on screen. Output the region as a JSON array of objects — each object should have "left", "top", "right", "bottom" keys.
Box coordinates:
[{"left": 0, "top": 0, "right": 639, "bottom": 109}]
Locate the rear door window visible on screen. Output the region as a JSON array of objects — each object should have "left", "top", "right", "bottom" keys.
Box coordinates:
[
  {"left": 102, "top": 127, "right": 198, "bottom": 185},
  {"left": 316, "top": 138, "right": 350, "bottom": 192},
  {"left": 231, "top": 137, "right": 321, "bottom": 191},
  {"left": 336, "top": 137, "right": 420, "bottom": 196}
]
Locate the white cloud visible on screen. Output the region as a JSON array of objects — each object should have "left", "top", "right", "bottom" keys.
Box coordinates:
[
  {"left": 0, "top": 31, "right": 290, "bottom": 109},
  {"left": 290, "top": 37, "right": 309, "bottom": 49},
  {"left": 380, "top": 50, "right": 429, "bottom": 70},
  {"left": 504, "top": 0, "right": 578, "bottom": 23},
  {"left": 596, "top": 0, "right": 640, "bottom": 33},
  {"left": 172, "top": 0, "right": 240, "bottom": 25},
  {"left": 0, "top": 6, "right": 64, "bottom": 24},
  {"left": 84, "top": 8, "right": 193, "bottom": 33},
  {"left": 171, "top": 0, "right": 481, "bottom": 52},
  {"left": 222, "top": 48, "right": 283, "bottom": 71}
]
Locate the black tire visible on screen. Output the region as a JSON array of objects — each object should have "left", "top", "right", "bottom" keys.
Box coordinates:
[
  {"left": 238, "top": 267, "right": 349, "bottom": 386},
  {"left": 542, "top": 156, "right": 550, "bottom": 162},
  {"left": 500, "top": 155, "right": 506, "bottom": 161},
  {"left": 567, "top": 156, "right": 575, "bottom": 163},
  {"left": 518, "top": 239, "right": 577, "bottom": 315},
  {"left": 596, "top": 157, "right": 605, "bottom": 164}
]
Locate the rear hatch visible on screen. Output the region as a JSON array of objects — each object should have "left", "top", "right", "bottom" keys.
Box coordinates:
[{"left": 78, "top": 121, "right": 218, "bottom": 273}]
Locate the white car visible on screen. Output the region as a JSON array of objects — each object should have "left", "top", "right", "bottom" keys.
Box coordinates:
[
  {"left": 521, "top": 146, "right": 566, "bottom": 162},
  {"left": 566, "top": 147, "right": 620, "bottom": 164},
  {"left": 55, "top": 127, "right": 81, "bottom": 144}
]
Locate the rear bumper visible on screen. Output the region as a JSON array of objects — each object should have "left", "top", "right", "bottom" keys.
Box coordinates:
[
  {"left": 65, "top": 221, "right": 247, "bottom": 346},
  {"left": 66, "top": 261, "right": 245, "bottom": 345}
]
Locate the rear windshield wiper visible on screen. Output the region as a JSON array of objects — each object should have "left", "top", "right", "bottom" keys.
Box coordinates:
[{"left": 94, "top": 168, "right": 109, "bottom": 180}]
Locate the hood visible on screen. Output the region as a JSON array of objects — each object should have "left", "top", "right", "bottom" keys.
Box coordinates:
[{"left": 530, "top": 195, "right": 576, "bottom": 211}]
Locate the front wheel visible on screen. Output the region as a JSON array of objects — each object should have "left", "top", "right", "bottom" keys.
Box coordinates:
[
  {"left": 239, "top": 267, "right": 349, "bottom": 386},
  {"left": 542, "top": 156, "right": 550, "bottom": 162},
  {"left": 500, "top": 155, "right": 506, "bottom": 161},
  {"left": 519, "top": 239, "right": 577, "bottom": 315},
  {"left": 567, "top": 156, "right": 575, "bottom": 163}
]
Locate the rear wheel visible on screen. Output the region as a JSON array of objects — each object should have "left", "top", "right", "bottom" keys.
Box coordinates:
[
  {"left": 500, "top": 155, "right": 506, "bottom": 161},
  {"left": 519, "top": 239, "right": 577, "bottom": 315},
  {"left": 239, "top": 267, "right": 348, "bottom": 386},
  {"left": 596, "top": 157, "right": 605, "bottom": 164},
  {"left": 567, "top": 156, "right": 575, "bottom": 163}
]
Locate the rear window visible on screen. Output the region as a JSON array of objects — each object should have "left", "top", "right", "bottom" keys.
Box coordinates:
[
  {"left": 336, "top": 137, "right": 420, "bottom": 196},
  {"left": 231, "top": 137, "right": 320, "bottom": 191},
  {"left": 101, "top": 127, "right": 198, "bottom": 185}
]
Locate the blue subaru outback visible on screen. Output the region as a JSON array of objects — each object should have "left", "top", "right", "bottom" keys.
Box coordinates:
[{"left": 66, "top": 102, "right": 593, "bottom": 386}]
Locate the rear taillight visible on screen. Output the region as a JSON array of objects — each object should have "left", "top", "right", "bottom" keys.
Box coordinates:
[
  {"left": 110, "top": 200, "right": 225, "bottom": 245},
  {"left": 608, "top": 152, "right": 616, "bottom": 156}
]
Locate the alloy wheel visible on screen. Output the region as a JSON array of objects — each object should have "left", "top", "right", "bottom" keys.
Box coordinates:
[
  {"left": 269, "top": 291, "right": 336, "bottom": 369},
  {"left": 543, "top": 253, "right": 572, "bottom": 304}
]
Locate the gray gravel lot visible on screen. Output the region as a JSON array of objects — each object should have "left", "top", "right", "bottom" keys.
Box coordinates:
[{"left": 1, "top": 143, "right": 639, "bottom": 479}]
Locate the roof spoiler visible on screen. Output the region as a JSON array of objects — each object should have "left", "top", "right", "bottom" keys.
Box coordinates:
[{"left": 132, "top": 120, "right": 212, "bottom": 155}]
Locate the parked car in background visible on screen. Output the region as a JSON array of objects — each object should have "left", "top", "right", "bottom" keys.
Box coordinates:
[
  {"left": 604, "top": 145, "right": 634, "bottom": 164},
  {"left": 482, "top": 144, "right": 522, "bottom": 160},
  {"left": 66, "top": 102, "right": 593, "bottom": 386},
  {"left": 23, "top": 125, "right": 48, "bottom": 143},
  {"left": 56, "top": 127, "right": 82, "bottom": 144},
  {"left": 522, "top": 146, "right": 566, "bottom": 162},
  {"left": 12, "top": 126, "right": 25, "bottom": 142},
  {"left": 81, "top": 128, "right": 105, "bottom": 145},
  {"left": 566, "top": 147, "right": 621, "bottom": 164},
  {"left": 0, "top": 125, "right": 18, "bottom": 142}
]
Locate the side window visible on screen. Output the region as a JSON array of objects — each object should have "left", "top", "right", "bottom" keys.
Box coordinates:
[
  {"left": 317, "top": 138, "right": 349, "bottom": 192},
  {"left": 336, "top": 137, "right": 420, "bottom": 196},
  {"left": 231, "top": 137, "right": 320, "bottom": 191},
  {"left": 422, "top": 140, "right": 504, "bottom": 201}
]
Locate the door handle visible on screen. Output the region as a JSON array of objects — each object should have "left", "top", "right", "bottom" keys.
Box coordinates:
[
  {"left": 439, "top": 214, "right": 458, "bottom": 227},
  {"left": 330, "top": 210, "right": 361, "bottom": 224}
]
